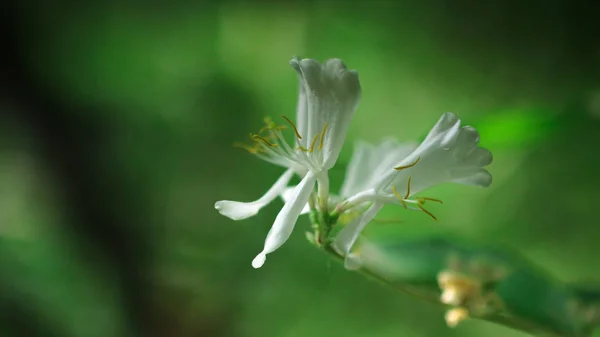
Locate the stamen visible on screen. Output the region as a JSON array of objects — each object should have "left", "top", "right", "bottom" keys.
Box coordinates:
[
  {"left": 309, "top": 133, "right": 320, "bottom": 152},
  {"left": 233, "top": 142, "right": 260, "bottom": 154},
  {"left": 259, "top": 117, "right": 287, "bottom": 134},
  {"left": 318, "top": 123, "right": 328, "bottom": 150},
  {"left": 265, "top": 132, "right": 278, "bottom": 142},
  {"left": 391, "top": 186, "right": 408, "bottom": 209},
  {"left": 404, "top": 176, "right": 412, "bottom": 199},
  {"left": 419, "top": 197, "right": 443, "bottom": 204},
  {"left": 258, "top": 117, "right": 274, "bottom": 134},
  {"left": 297, "top": 146, "right": 310, "bottom": 152},
  {"left": 281, "top": 115, "right": 302, "bottom": 140},
  {"left": 233, "top": 142, "right": 249, "bottom": 151},
  {"left": 251, "top": 134, "right": 278, "bottom": 147},
  {"left": 394, "top": 156, "right": 421, "bottom": 171},
  {"left": 418, "top": 203, "right": 438, "bottom": 221},
  {"left": 266, "top": 117, "right": 279, "bottom": 129}
]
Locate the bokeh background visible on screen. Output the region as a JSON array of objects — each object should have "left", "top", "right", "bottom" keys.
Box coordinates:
[{"left": 1, "top": 1, "right": 600, "bottom": 337}]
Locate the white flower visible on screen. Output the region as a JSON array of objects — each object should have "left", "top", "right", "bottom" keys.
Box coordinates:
[
  {"left": 214, "top": 57, "right": 362, "bottom": 268},
  {"left": 280, "top": 138, "right": 418, "bottom": 215},
  {"left": 332, "top": 112, "right": 493, "bottom": 269},
  {"left": 215, "top": 168, "right": 299, "bottom": 221}
]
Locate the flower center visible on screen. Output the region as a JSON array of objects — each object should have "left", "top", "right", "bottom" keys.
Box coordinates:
[{"left": 233, "top": 115, "right": 329, "bottom": 171}]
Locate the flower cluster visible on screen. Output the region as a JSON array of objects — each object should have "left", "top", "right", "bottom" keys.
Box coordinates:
[{"left": 215, "top": 57, "right": 493, "bottom": 269}]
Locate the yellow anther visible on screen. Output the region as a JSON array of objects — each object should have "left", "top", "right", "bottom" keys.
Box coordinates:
[
  {"left": 259, "top": 117, "right": 287, "bottom": 134},
  {"left": 404, "top": 176, "right": 412, "bottom": 199},
  {"left": 394, "top": 156, "right": 421, "bottom": 171},
  {"left": 391, "top": 186, "right": 408, "bottom": 209},
  {"left": 258, "top": 118, "right": 273, "bottom": 134},
  {"left": 308, "top": 133, "right": 320, "bottom": 152},
  {"left": 233, "top": 142, "right": 249, "bottom": 151},
  {"left": 318, "top": 123, "right": 328, "bottom": 150},
  {"left": 419, "top": 197, "right": 443, "bottom": 204},
  {"left": 418, "top": 203, "right": 438, "bottom": 222},
  {"left": 281, "top": 115, "right": 302, "bottom": 140},
  {"left": 297, "top": 146, "right": 309, "bottom": 152},
  {"left": 251, "top": 134, "right": 278, "bottom": 147},
  {"left": 233, "top": 142, "right": 260, "bottom": 154}
]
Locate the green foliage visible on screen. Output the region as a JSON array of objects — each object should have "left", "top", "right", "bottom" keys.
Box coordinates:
[
  {"left": 4, "top": 2, "right": 600, "bottom": 337},
  {"left": 319, "top": 235, "right": 600, "bottom": 337}
]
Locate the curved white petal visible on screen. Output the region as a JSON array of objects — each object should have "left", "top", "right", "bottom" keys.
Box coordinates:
[
  {"left": 215, "top": 169, "right": 295, "bottom": 221},
  {"left": 339, "top": 141, "right": 374, "bottom": 198},
  {"left": 280, "top": 186, "right": 310, "bottom": 215},
  {"left": 422, "top": 112, "right": 461, "bottom": 145},
  {"left": 376, "top": 113, "right": 492, "bottom": 196},
  {"left": 372, "top": 140, "right": 419, "bottom": 180},
  {"left": 252, "top": 171, "right": 317, "bottom": 268},
  {"left": 290, "top": 58, "right": 362, "bottom": 169},
  {"left": 450, "top": 168, "right": 492, "bottom": 187},
  {"left": 291, "top": 56, "right": 308, "bottom": 149},
  {"left": 340, "top": 139, "right": 418, "bottom": 198},
  {"left": 333, "top": 202, "right": 384, "bottom": 270}
]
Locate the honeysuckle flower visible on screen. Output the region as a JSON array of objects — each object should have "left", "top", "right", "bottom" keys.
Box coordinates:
[
  {"left": 214, "top": 57, "right": 362, "bottom": 268},
  {"left": 280, "top": 138, "right": 418, "bottom": 216},
  {"left": 332, "top": 112, "right": 493, "bottom": 269}
]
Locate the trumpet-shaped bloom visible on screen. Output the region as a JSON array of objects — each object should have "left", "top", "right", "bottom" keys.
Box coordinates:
[
  {"left": 214, "top": 57, "right": 362, "bottom": 268},
  {"left": 280, "top": 138, "right": 418, "bottom": 214},
  {"left": 333, "top": 112, "right": 493, "bottom": 269}
]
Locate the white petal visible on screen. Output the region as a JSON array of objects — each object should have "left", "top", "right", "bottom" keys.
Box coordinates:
[
  {"left": 333, "top": 202, "right": 383, "bottom": 270},
  {"left": 290, "top": 56, "right": 308, "bottom": 148},
  {"left": 339, "top": 141, "right": 375, "bottom": 198},
  {"left": 215, "top": 169, "right": 295, "bottom": 221},
  {"left": 340, "top": 139, "right": 418, "bottom": 198},
  {"left": 369, "top": 139, "right": 418, "bottom": 189},
  {"left": 251, "top": 254, "right": 266, "bottom": 269},
  {"left": 280, "top": 187, "right": 310, "bottom": 215},
  {"left": 291, "top": 58, "right": 362, "bottom": 169},
  {"left": 422, "top": 112, "right": 461, "bottom": 145},
  {"left": 252, "top": 171, "right": 317, "bottom": 268},
  {"left": 450, "top": 167, "right": 492, "bottom": 187},
  {"left": 376, "top": 113, "right": 493, "bottom": 196}
]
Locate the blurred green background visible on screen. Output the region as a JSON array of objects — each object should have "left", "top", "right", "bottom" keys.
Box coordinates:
[{"left": 1, "top": 1, "right": 600, "bottom": 337}]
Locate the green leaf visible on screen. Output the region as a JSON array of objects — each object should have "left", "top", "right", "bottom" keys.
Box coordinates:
[{"left": 321, "top": 235, "right": 600, "bottom": 337}]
